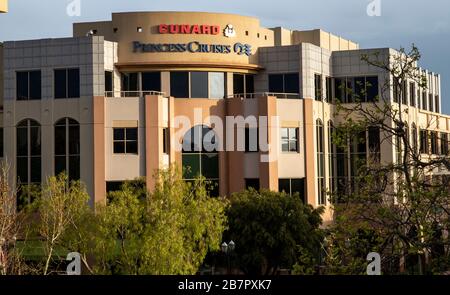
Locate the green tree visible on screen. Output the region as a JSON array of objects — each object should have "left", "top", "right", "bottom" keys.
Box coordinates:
[
  {"left": 225, "top": 189, "right": 324, "bottom": 275},
  {"left": 90, "top": 166, "right": 228, "bottom": 275},
  {"left": 328, "top": 45, "right": 450, "bottom": 274}
]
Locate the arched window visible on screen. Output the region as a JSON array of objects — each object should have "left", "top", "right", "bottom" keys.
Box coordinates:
[
  {"left": 316, "top": 119, "right": 325, "bottom": 205},
  {"left": 16, "top": 119, "right": 41, "bottom": 209},
  {"left": 55, "top": 118, "right": 80, "bottom": 181},
  {"left": 182, "top": 125, "right": 219, "bottom": 196}
]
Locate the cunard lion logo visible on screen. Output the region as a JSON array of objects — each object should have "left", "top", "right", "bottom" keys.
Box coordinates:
[{"left": 224, "top": 24, "right": 236, "bottom": 38}]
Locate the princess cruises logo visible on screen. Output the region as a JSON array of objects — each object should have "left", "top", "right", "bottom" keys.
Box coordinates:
[{"left": 224, "top": 24, "right": 236, "bottom": 38}]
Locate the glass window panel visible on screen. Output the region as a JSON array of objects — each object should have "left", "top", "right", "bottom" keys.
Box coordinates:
[
  {"left": 30, "top": 157, "right": 41, "bottom": 183},
  {"left": 55, "top": 125, "right": 66, "bottom": 155},
  {"left": 16, "top": 72, "right": 29, "bottom": 100},
  {"left": 16, "top": 157, "right": 28, "bottom": 183},
  {"left": 54, "top": 69, "right": 67, "bottom": 99},
  {"left": 233, "top": 74, "right": 244, "bottom": 94},
  {"left": 190, "top": 72, "right": 208, "bottom": 98},
  {"left": 268, "top": 74, "right": 284, "bottom": 93},
  {"left": 105, "top": 71, "right": 113, "bottom": 93},
  {"left": 69, "top": 156, "right": 80, "bottom": 181},
  {"left": 209, "top": 72, "right": 225, "bottom": 99},
  {"left": 354, "top": 77, "right": 366, "bottom": 102},
  {"left": 284, "top": 73, "right": 300, "bottom": 94},
  {"left": 16, "top": 127, "right": 28, "bottom": 156},
  {"left": 170, "top": 72, "right": 189, "bottom": 98},
  {"left": 314, "top": 74, "right": 322, "bottom": 101},
  {"left": 291, "top": 179, "right": 305, "bottom": 199},
  {"left": 126, "top": 141, "right": 138, "bottom": 154},
  {"left": 366, "top": 76, "right": 379, "bottom": 102},
  {"left": 114, "top": 142, "right": 125, "bottom": 154},
  {"left": 182, "top": 154, "right": 201, "bottom": 179},
  {"left": 30, "top": 126, "right": 41, "bottom": 156},
  {"left": 278, "top": 179, "right": 290, "bottom": 194},
  {"left": 114, "top": 128, "right": 125, "bottom": 141},
  {"left": 142, "top": 72, "right": 161, "bottom": 92},
  {"left": 126, "top": 128, "right": 138, "bottom": 141},
  {"left": 29, "top": 71, "right": 42, "bottom": 100},
  {"left": 201, "top": 153, "right": 219, "bottom": 179},
  {"left": 334, "top": 78, "right": 345, "bottom": 102},
  {"left": 55, "top": 156, "right": 66, "bottom": 176},
  {"left": 245, "top": 179, "right": 260, "bottom": 190},
  {"left": 245, "top": 75, "right": 255, "bottom": 94},
  {"left": 69, "top": 125, "right": 80, "bottom": 155},
  {"left": 68, "top": 69, "right": 80, "bottom": 98},
  {"left": 281, "top": 128, "right": 288, "bottom": 140}
]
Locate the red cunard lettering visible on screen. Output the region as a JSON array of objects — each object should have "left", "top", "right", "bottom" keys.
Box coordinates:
[{"left": 158, "top": 24, "right": 221, "bottom": 34}]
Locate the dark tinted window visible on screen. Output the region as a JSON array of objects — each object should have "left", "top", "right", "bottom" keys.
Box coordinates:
[
  {"left": 113, "top": 128, "right": 138, "bottom": 154},
  {"left": 284, "top": 74, "right": 299, "bottom": 94},
  {"left": 17, "top": 71, "right": 41, "bottom": 100},
  {"left": 122, "top": 73, "right": 139, "bottom": 96},
  {"left": 105, "top": 71, "right": 113, "bottom": 94},
  {"left": 315, "top": 74, "right": 323, "bottom": 101},
  {"left": 268, "top": 74, "right": 283, "bottom": 93},
  {"left": 233, "top": 74, "right": 245, "bottom": 94},
  {"left": 29, "top": 71, "right": 42, "bottom": 100},
  {"left": 67, "top": 69, "right": 80, "bottom": 98},
  {"left": 190, "top": 72, "right": 208, "bottom": 98},
  {"left": 170, "top": 72, "right": 189, "bottom": 98},
  {"left": 245, "top": 75, "right": 255, "bottom": 94},
  {"left": 366, "top": 76, "right": 379, "bottom": 102},
  {"left": 54, "top": 69, "right": 67, "bottom": 99},
  {"left": 245, "top": 179, "right": 260, "bottom": 190},
  {"left": 142, "top": 72, "right": 161, "bottom": 92},
  {"left": 17, "top": 72, "right": 29, "bottom": 100}
]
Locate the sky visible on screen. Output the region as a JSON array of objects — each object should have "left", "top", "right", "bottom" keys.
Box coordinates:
[{"left": 1, "top": 0, "right": 449, "bottom": 113}]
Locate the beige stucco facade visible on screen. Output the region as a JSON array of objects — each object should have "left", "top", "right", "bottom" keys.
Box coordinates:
[{"left": 0, "top": 11, "right": 446, "bottom": 224}]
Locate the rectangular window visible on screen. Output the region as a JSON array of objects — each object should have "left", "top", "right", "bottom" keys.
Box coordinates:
[
  {"left": 429, "top": 94, "right": 434, "bottom": 113},
  {"left": 233, "top": 74, "right": 245, "bottom": 94},
  {"left": 170, "top": 72, "right": 189, "bottom": 98},
  {"left": 435, "top": 95, "right": 440, "bottom": 113},
  {"left": 334, "top": 78, "right": 345, "bottom": 103},
  {"left": 245, "top": 128, "right": 259, "bottom": 153},
  {"left": 368, "top": 126, "right": 380, "bottom": 162},
  {"left": 354, "top": 77, "right": 366, "bottom": 102},
  {"left": 366, "top": 76, "right": 379, "bottom": 102},
  {"left": 268, "top": 74, "right": 284, "bottom": 93},
  {"left": 314, "top": 74, "right": 322, "bottom": 101},
  {"left": 268, "top": 73, "right": 299, "bottom": 97},
  {"left": 163, "top": 128, "right": 170, "bottom": 154},
  {"left": 409, "top": 82, "right": 416, "bottom": 107},
  {"left": 441, "top": 133, "right": 448, "bottom": 155},
  {"left": 190, "top": 72, "right": 209, "bottom": 98},
  {"left": 279, "top": 178, "right": 306, "bottom": 203},
  {"left": 401, "top": 81, "right": 408, "bottom": 105},
  {"left": 245, "top": 178, "right": 260, "bottom": 190},
  {"left": 431, "top": 131, "right": 439, "bottom": 155},
  {"left": 281, "top": 127, "right": 299, "bottom": 152},
  {"left": 422, "top": 91, "right": 428, "bottom": 111},
  {"left": 113, "top": 128, "right": 138, "bottom": 154},
  {"left": 55, "top": 68, "right": 80, "bottom": 99},
  {"left": 105, "top": 71, "right": 113, "bottom": 96},
  {"left": 420, "top": 130, "right": 429, "bottom": 154},
  {"left": 245, "top": 75, "right": 255, "bottom": 94},
  {"left": 209, "top": 72, "right": 225, "bottom": 99},
  {"left": 16, "top": 71, "right": 41, "bottom": 100},
  {"left": 142, "top": 72, "right": 161, "bottom": 92},
  {"left": 325, "top": 77, "right": 332, "bottom": 103}
]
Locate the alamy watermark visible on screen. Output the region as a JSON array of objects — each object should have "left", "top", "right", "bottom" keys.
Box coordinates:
[
  {"left": 367, "top": 0, "right": 382, "bottom": 17},
  {"left": 66, "top": 0, "right": 81, "bottom": 17}
]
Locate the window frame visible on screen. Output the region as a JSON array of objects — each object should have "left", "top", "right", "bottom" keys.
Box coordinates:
[{"left": 113, "top": 127, "right": 139, "bottom": 155}]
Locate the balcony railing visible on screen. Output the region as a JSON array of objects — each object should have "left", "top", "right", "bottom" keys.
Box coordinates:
[
  {"left": 105, "top": 91, "right": 166, "bottom": 98},
  {"left": 227, "top": 93, "right": 300, "bottom": 99}
]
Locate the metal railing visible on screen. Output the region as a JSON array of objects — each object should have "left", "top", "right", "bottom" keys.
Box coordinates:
[
  {"left": 105, "top": 90, "right": 166, "bottom": 98},
  {"left": 227, "top": 93, "right": 300, "bottom": 99}
]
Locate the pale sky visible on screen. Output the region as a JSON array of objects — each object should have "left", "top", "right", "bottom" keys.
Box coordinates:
[{"left": 1, "top": 0, "right": 449, "bottom": 113}]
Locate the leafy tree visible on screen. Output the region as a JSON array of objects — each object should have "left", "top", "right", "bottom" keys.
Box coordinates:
[
  {"left": 225, "top": 189, "right": 324, "bottom": 275},
  {"left": 328, "top": 45, "right": 450, "bottom": 274},
  {"left": 34, "top": 174, "right": 91, "bottom": 275},
  {"left": 90, "top": 166, "right": 228, "bottom": 275}
]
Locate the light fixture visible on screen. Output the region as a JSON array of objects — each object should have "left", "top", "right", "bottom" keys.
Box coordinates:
[
  {"left": 221, "top": 242, "right": 228, "bottom": 253},
  {"left": 137, "top": 27, "right": 143, "bottom": 33},
  {"left": 228, "top": 240, "right": 235, "bottom": 251}
]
